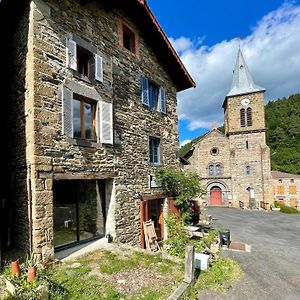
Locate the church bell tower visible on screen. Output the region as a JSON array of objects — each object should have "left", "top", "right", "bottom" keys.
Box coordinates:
[{"left": 223, "top": 48, "right": 272, "bottom": 208}]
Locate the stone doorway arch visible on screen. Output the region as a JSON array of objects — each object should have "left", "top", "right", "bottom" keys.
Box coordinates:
[{"left": 206, "top": 180, "right": 229, "bottom": 206}]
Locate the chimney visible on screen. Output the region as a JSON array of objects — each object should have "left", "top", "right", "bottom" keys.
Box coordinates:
[{"left": 211, "top": 123, "right": 218, "bottom": 131}]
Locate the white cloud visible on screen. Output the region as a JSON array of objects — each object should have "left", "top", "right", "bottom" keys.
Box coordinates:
[
  {"left": 180, "top": 139, "right": 192, "bottom": 147},
  {"left": 172, "top": 2, "right": 300, "bottom": 131}
]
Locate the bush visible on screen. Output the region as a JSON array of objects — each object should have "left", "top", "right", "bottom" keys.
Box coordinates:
[
  {"left": 155, "top": 168, "right": 205, "bottom": 221},
  {"left": 275, "top": 201, "right": 299, "bottom": 214}
]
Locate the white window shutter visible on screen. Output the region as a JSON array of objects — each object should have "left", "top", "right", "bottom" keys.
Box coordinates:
[
  {"left": 99, "top": 101, "right": 113, "bottom": 144},
  {"left": 141, "top": 75, "right": 149, "bottom": 106},
  {"left": 62, "top": 86, "right": 73, "bottom": 138},
  {"left": 95, "top": 54, "right": 103, "bottom": 82},
  {"left": 159, "top": 87, "right": 166, "bottom": 114},
  {"left": 66, "top": 38, "right": 77, "bottom": 71}
]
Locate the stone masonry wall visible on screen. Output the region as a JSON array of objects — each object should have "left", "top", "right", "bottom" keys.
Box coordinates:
[
  {"left": 28, "top": 0, "right": 179, "bottom": 256},
  {"left": 5, "top": 3, "right": 31, "bottom": 250},
  {"left": 225, "top": 92, "right": 265, "bottom": 134},
  {"left": 229, "top": 132, "right": 272, "bottom": 207}
]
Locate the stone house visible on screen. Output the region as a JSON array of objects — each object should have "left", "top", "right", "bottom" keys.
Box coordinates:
[
  {"left": 184, "top": 49, "right": 273, "bottom": 209},
  {"left": 271, "top": 171, "right": 300, "bottom": 209},
  {"left": 0, "top": 0, "right": 195, "bottom": 258}
]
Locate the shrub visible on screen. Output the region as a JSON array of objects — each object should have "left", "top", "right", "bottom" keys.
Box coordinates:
[
  {"left": 155, "top": 168, "right": 205, "bottom": 221},
  {"left": 274, "top": 201, "right": 299, "bottom": 214}
]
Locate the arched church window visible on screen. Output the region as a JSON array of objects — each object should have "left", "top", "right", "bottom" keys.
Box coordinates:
[
  {"left": 216, "top": 164, "right": 222, "bottom": 176},
  {"left": 240, "top": 108, "right": 246, "bottom": 127},
  {"left": 246, "top": 107, "right": 252, "bottom": 126},
  {"left": 208, "top": 164, "right": 214, "bottom": 176},
  {"left": 245, "top": 165, "right": 251, "bottom": 175}
]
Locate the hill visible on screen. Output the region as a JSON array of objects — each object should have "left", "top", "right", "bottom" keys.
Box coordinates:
[{"left": 180, "top": 93, "right": 300, "bottom": 174}]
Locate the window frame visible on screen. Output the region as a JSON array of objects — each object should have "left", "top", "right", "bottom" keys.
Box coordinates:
[
  {"left": 73, "top": 93, "right": 97, "bottom": 142},
  {"left": 119, "top": 21, "right": 138, "bottom": 55},
  {"left": 245, "top": 165, "right": 251, "bottom": 175},
  {"left": 246, "top": 107, "right": 253, "bottom": 126},
  {"left": 149, "top": 137, "right": 161, "bottom": 166}
]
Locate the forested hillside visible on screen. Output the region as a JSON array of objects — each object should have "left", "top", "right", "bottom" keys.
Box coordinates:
[
  {"left": 265, "top": 94, "right": 300, "bottom": 174},
  {"left": 180, "top": 94, "right": 300, "bottom": 174}
]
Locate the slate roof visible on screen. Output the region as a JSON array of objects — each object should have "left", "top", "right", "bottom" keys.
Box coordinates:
[
  {"left": 271, "top": 170, "right": 300, "bottom": 179},
  {"left": 227, "top": 48, "right": 265, "bottom": 97}
]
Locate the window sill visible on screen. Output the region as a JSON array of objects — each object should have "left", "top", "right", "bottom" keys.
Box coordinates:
[
  {"left": 69, "top": 69, "right": 98, "bottom": 85},
  {"left": 142, "top": 104, "right": 167, "bottom": 116},
  {"left": 66, "top": 137, "right": 101, "bottom": 149}
]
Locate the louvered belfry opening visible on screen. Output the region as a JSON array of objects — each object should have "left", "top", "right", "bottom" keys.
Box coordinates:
[
  {"left": 240, "top": 108, "right": 246, "bottom": 127},
  {"left": 246, "top": 107, "right": 252, "bottom": 126}
]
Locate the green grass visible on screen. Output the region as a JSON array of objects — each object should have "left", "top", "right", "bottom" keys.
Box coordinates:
[
  {"left": 185, "top": 258, "right": 243, "bottom": 299},
  {"left": 275, "top": 202, "right": 300, "bottom": 214},
  {"left": 46, "top": 250, "right": 183, "bottom": 300}
]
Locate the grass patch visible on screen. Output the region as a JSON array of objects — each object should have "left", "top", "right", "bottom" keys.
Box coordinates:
[
  {"left": 44, "top": 249, "right": 183, "bottom": 299},
  {"left": 186, "top": 258, "right": 243, "bottom": 299},
  {"left": 275, "top": 202, "right": 300, "bottom": 214}
]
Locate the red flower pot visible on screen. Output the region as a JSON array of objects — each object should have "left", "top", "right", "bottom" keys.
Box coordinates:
[
  {"left": 27, "top": 267, "right": 37, "bottom": 284},
  {"left": 11, "top": 260, "right": 21, "bottom": 277}
]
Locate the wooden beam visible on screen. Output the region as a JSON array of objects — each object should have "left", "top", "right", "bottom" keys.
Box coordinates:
[
  {"left": 141, "top": 194, "right": 165, "bottom": 201},
  {"left": 39, "top": 171, "right": 118, "bottom": 180}
]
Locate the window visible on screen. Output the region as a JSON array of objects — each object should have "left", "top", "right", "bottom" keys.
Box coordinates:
[
  {"left": 246, "top": 107, "right": 252, "bottom": 126},
  {"left": 211, "top": 147, "right": 219, "bottom": 156},
  {"left": 245, "top": 165, "right": 251, "bottom": 175},
  {"left": 62, "top": 86, "right": 113, "bottom": 144},
  {"left": 289, "top": 186, "right": 296, "bottom": 194},
  {"left": 77, "top": 46, "right": 93, "bottom": 77},
  {"left": 246, "top": 140, "right": 249, "bottom": 149},
  {"left": 216, "top": 164, "right": 222, "bottom": 176},
  {"left": 66, "top": 37, "right": 103, "bottom": 82},
  {"left": 73, "top": 95, "right": 97, "bottom": 141},
  {"left": 141, "top": 76, "right": 166, "bottom": 114},
  {"left": 240, "top": 108, "right": 246, "bottom": 127},
  {"left": 121, "top": 23, "right": 136, "bottom": 54},
  {"left": 149, "top": 137, "right": 160, "bottom": 165},
  {"left": 208, "top": 164, "right": 214, "bottom": 176},
  {"left": 277, "top": 186, "right": 284, "bottom": 194},
  {"left": 278, "top": 179, "right": 282, "bottom": 183},
  {"left": 290, "top": 178, "right": 294, "bottom": 183}
]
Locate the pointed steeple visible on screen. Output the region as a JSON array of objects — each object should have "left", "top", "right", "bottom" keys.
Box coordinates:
[{"left": 227, "top": 48, "right": 264, "bottom": 97}]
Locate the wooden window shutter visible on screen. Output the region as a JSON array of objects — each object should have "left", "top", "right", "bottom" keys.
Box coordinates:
[
  {"left": 62, "top": 86, "right": 73, "bottom": 138},
  {"left": 240, "top": 108, "right": 246, "bottom": 127},
  {"left": 94, "top": 54, "right": 103, "bottom": 82},
  {"left": 99, "top": 101, "right": 113, "bottom": 144},
  {"left": 289, "top": 186, "right": 296, "bottom": 194},
  {"left": 66, "top": 38, "right": 77, "bottom": 71},
  {"left": 141, "top": 75, "right": 149, "bottom": 106},
  {"left": 278, "top": 186, "right": 284, "bottom": 194},
  {"left": 246, "top": 107, "right": 252, "bottom": 126},
  {"left": 159, "top": 87, "right": 166, "bottom": 114}
]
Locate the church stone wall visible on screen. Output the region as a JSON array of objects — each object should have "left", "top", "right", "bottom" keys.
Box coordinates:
[{"left": 225, "top": 92, "right": 266, "bottom": 134}]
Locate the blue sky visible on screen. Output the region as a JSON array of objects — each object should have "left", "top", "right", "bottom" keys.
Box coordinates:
[{"left": 147, "top": 0, "right": 300, "bottom": 145}]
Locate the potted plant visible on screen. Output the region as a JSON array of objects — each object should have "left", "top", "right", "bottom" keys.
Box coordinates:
[{"left": 24, "top": 253, "right": 38, "bottom": 284}]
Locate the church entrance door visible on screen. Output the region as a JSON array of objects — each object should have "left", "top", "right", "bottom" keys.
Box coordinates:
[{"left": 210, "top": 186, "right": 222, "bottom": 206}]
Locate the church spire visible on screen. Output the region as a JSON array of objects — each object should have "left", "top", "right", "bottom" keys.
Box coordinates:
[{"left": 227, "top": 48, "right": 264, "bottom": 97}]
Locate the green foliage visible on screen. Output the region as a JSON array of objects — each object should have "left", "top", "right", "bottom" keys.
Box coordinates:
[
  {"left": 274, "top": 201, "right": 299, "bottom": 214},
  {"left": 197, "top": 258, "right": 243, "bottom": 292},
  {"left": 155, "top": 168, "right": 205, "bottom": 218},
  {"left": 165, "top": 214, "right": 218, "bottom": 258}
]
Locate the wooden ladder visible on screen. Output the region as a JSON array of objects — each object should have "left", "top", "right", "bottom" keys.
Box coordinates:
[{"left": 143, "top": 220, "right": 160, "bottom": 252}]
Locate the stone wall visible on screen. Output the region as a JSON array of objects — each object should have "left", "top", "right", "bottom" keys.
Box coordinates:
[
  {"left": 229, "top": 132, "right": 272, "bottom": 207},
  {"left": 3, "top": 2, "right": 32, "bottom": 250},
  {"left": 225, "top": 92, "right": 266, "bottom": 134},
  {"left": 25, "top": 0, "right": 180, "bottom": 256}
]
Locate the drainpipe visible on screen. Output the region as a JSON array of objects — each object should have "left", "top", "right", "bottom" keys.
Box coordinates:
[
  {"left": 27, "top": 164, "right": 33, "bottom": 253},
  {"left": 260, "top": 145, "right": 265, "bottom": 209}
]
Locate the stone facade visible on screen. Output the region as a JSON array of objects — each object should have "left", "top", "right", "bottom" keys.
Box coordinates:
[
  {"left": 0, "top": 0, "right": 194, "bottom": 258},
  {"left": 271, "top": 171, "right": 300, "bottom": 209}
]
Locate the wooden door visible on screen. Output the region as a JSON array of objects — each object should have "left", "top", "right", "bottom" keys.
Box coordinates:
[{"left": 210, "top": 187, "right": 222, "bottom": 206}]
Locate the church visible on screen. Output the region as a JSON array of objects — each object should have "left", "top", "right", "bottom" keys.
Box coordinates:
[{"left": 184, "top": 49, "right": 273, "bottom": 209}]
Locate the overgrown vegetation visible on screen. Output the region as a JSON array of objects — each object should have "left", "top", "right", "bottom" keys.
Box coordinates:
[
  {"left": 186, "top": 258, "right": 243, "bottom": 298},
  {"left": 180, "top": 93, "right": 300, "bottom": 174},
  {"left": 165, "top": 214, "right": 218, "bottom": 259},
  {"left": 155, "top": 168, "right": 205, "bottom": 222},
  {"left": 274, "top": 201, "right": 300, "bottom": 214}
]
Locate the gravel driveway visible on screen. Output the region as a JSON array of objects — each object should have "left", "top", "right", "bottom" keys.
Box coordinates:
[{"left": 197, "top": 207, "right": 300, "bottom": 300}]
